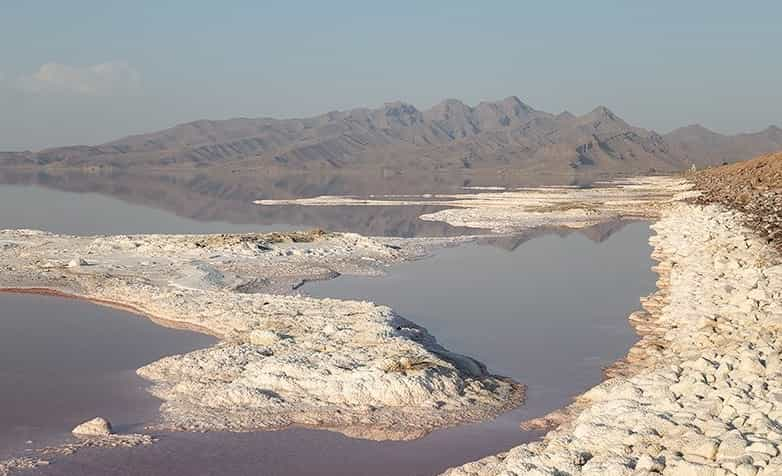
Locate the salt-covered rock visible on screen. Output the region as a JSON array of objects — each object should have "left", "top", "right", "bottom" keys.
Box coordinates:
[
  {"left": 248, "top": 330, "right": 282, "bottom": 346},
  {"left": 72, "top": 417, "right": 112, "bottom": 437},
  {"left": 67, "top": 258, "right": 88, "bottom": 268}
]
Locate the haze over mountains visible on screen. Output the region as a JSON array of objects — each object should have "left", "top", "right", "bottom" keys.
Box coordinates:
[{"left": 3, "top": 96, "right": 780, "bottom": 178}]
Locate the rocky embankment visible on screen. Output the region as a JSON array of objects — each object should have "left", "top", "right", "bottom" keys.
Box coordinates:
[
  {"left": 444, "top": 155, "right": 782, "bottom": 475},
  {"left": 692, "top": 152, "right": 782, "bottom": 248},
  {"left": 0, "top": 229, "right": 521, "bottom": 442}
]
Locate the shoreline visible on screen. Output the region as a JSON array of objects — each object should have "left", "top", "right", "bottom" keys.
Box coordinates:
[
  {"left": 0, "top": 229, "right": 526, "bottom": 445},
  {"left": 444, "top": 196, "right": 782, "bottom": 474},
  {"left": 0, "top": 287, "right": 224, "bottom": 339},
  {"left": 0, "top": 176, "right": 690, "bottom": 474},
  {"left": 516, "top": 244, "right": 669, "bottom": 434}
]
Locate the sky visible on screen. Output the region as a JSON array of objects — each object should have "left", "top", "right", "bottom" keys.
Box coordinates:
[{"left": 1, "top": 1, "right": 780, "bottom": 150}]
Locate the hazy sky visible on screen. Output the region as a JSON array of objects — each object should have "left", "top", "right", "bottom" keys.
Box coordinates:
[{"left": 2, "top": 1, "right": 780, "bottom": 150}]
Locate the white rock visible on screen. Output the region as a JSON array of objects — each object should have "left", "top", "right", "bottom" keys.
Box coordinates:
[
  {"left": 67, "top": 257, "right": 88, "bottom": 268},
  {"left": 248, "top": 330, "right": 282, "bottom": 346},
  {"left": 717, "top": 431, "right": 750, "bottom": 459},
  {"left": 666, "top": 459, "right": 728, "bottom": 476},
  {"left": 685, "top": 438, "right": 719, "bottom": 461},
  {"left": 735, "top": 463, "right": 759, "bottom": 476},
  {"left": 636, "top": 454, "right": 664, "bottom": 472},
  {"left": 72, "top": 417, "right": 112, "bottom": 437},
  {"left": 747, "top": 441, "right": 779, "bottom": 457}
]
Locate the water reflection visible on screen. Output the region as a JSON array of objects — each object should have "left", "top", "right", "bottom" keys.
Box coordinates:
[
  {"left": 0, "top": 168, "right": 479, "bottom": 236},
  {"left": 0, "top": 168, "right": 636, "bottom": 241},
  {"left": 307, "top": 222, "right": 656, "bottom": 432},
  {"left": 28, "top": 222, "right": 655, "bottom": 476}
]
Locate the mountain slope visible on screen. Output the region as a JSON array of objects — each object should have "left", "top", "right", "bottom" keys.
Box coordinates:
[
  {"left": 2, "top": 97, "right": 779, "bottom": 178},
  {"left": 665, "top": 124, "right": 782, "bottom": 166}
]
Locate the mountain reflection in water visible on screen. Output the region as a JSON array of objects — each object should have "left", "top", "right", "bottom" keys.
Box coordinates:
[{"left": 0, "top": 167, "right": 625, "bottom": 241}]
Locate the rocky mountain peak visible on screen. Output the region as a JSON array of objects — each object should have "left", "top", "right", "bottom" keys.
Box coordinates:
[
  {"left": 497, "top": 96, "right": 534, "bottom": 115},
  {"left": 588, "top": 105, "right": 618, "bottom": 120},
  {"left": 556, "top": 111, "right": 576, "bottom": 121},
  {"left": 4, "top": 95, "right": 780, "bottom": 177},
  {"left": 381, "top": 101, "right": 422, "bottom": 127},
  {"left": 688, "top": 124, "right": 712, "bottom": 131},
  {"left": 383, "top": 101, "right": 419, "bottom": 115},
  {"left": 438, "top": 98, "right": 469, "bottom": 108},
  {"left": 427, "top": 99, "right": 473, "bottom": 121},
  {"left": 665, "top": 124, "right": 724, "bottom": 143}
]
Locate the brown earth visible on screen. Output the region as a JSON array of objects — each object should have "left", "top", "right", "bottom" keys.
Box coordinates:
[{"left": 691, "top": 151, "right": 782, "bottom": 247}]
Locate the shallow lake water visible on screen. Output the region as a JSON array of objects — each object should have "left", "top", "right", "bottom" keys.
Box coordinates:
[
  {"left": 0, "top": 182, "right": 657, "bottom": 475},
  {"left": 0, "top": 182, "right": 476, "bottom": 237},
  {"left": 0, "top": 185, "right": 294, "bottom": 235},
  {"left": 14, "top": 221, "right": 656, "bottom": 476},
  {"left": 0, "top": 293, "right": 214, "bottom": 459},
  {"left": 307, "top": 221, "right": 656, "bottom": 426}
]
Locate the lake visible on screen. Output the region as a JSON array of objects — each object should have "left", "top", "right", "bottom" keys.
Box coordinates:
[
  {"left": 0, "top": 184, "right": 655, "bottom": 475},
  {"left": 0, "top": 293, "right": 214, "bottom": 459}
]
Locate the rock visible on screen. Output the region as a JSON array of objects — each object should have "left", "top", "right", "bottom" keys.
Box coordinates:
[
  {"left": 67, "top": 258, "right": 88, "bottom": 268},
  {"left": 758, "top": 462, "right": 782, "bottom": 475},
  {"left": 72, "top": 417, "right": 113, "bottom": 437},
  {"left": 717, "top": 431, "right": 749, "bottom": 460},
  {"left": 248, "top": 330, "right": 282, "bottom": 346},
  {"left": 685, "top": 438, "right": 719, "bottom": 461},
  {"left": 636, "top": 454, "right": 664, "bottom": 472},
  {"left": 666, "top": 459, "right": 728, "bottom": 476},
  {"left": 738, "top": 356, "right": 766, "bottom": 375},
  {"left": 734, "top": 463, "right": 759, "bottom": 476},
  {"left": 747, "top": 441, "right": 778, "bottom": 457}
]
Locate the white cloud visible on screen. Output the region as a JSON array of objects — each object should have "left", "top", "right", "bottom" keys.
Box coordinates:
[{"left": 18, "top": 61, "right": 140, "bottom": 95}]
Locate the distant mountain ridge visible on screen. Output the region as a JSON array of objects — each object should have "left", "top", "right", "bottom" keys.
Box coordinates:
[{"left": 2, "top": 96, "right": 780, "bottom": 177}]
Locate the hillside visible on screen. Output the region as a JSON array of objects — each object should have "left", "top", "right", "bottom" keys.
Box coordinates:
[
  {"left": 692, "top": 152, "right": 782, "bottom": 246},
  {"left": 2, "top": 97, "right": 780, "bottom": 179}
]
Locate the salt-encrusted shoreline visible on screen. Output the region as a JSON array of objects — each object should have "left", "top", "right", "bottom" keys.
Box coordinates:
[
  {"left": 0, "top": 176, "right": 696, "bottom": 473},
  {"left": 0, "top": 432, "right": 154, "bottom": 476},
  {"left": 4, "top": 166, "right": 780, "bottom": 474},
  {"left": 255, "top": 176, "right": 696, "bottom": 234},
  {"left": 0, "top": 229, "right": 523, "bottom": 445},
  {"left": 443, "top": 201, "right": 782, "bottom": 475}
]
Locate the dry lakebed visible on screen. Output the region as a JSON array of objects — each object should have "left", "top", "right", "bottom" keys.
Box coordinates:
[{"left": 3, "top": 174, "right": 782, "bottom": 475}]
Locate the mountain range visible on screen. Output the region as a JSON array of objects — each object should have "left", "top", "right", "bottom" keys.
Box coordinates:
[{"left": 2, "top": 96, "right": 780, "bottom": 178}]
